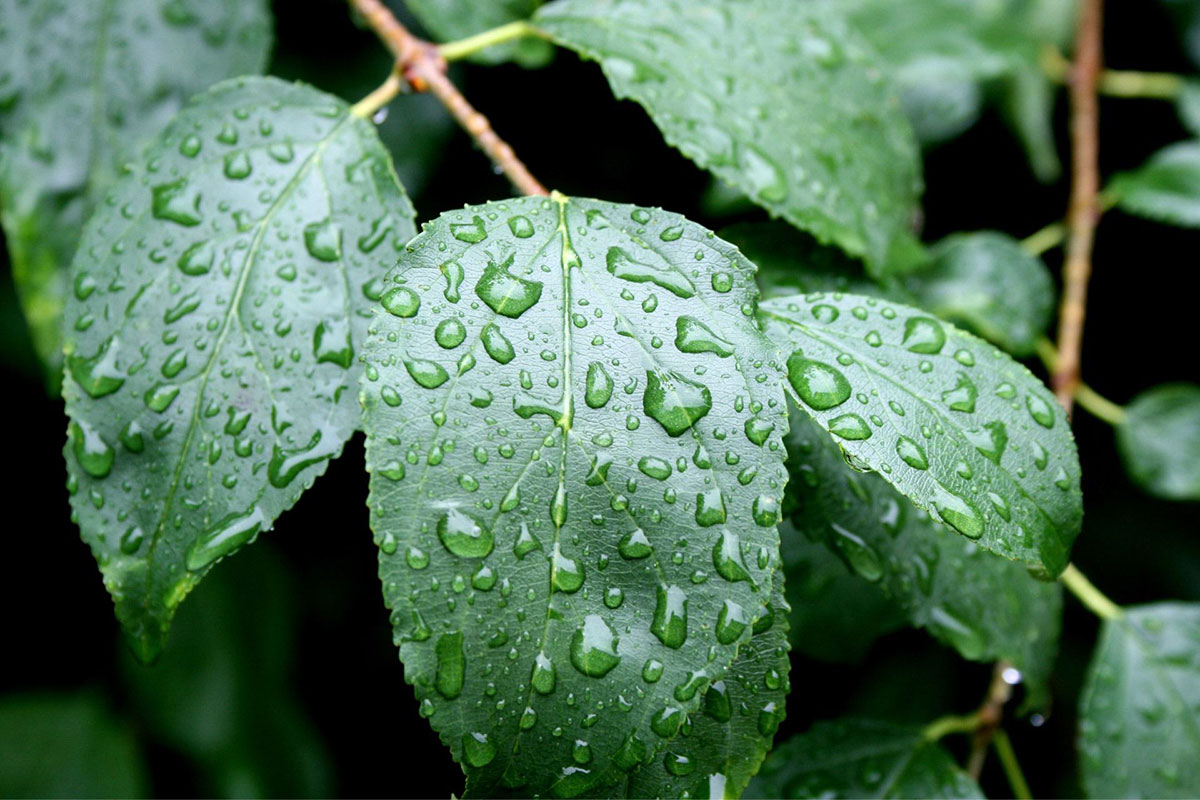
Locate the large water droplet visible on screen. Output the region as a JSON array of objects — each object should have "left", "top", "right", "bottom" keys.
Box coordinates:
[
  {"left": 712, "top": 530, "right": 750, "bottom": 582},
  {"left": 451, "top": 215, "right": 488, "bottom": 243},
  {"left": 462, "top": 732, "right": 495, "bottom": 768},
  {"left": 675, "top": 316, "right": 733, "bottom": 357},
  {"left": 828, "top": 413, "right": 872, "bottom": 440},
  {"left": 405, "top": 359, "right": 449, "bottom": 389},
  {"left": 895, "top": 436, "right": 929, "bottom": 470},
  {"left": 435, "top": 632, "right": 465, "bottom": 698},
  {"left": 475, "top": 256, "right": 543, "bottom": 318},
  {"left": 942, "top": 373, "right": 978, "bottom": 413},
  {"left": 831, "top": 523, "right": 883, "bottom": 581},
  {"left": 570, "top": 615, "right": 621, "bottom": 677},
  {"left": 313, "top": 317, "right": 353, "bottom": 368},
  {"left": 933, "top": 487, "right": 984, "bottom": 539},
  {"left": 151, "top": 178, "right": 202, "bottom": 226},
  {"left": 715, "top": 599, "right": 749, "bottom": 644},
  {"left": 437, "top": 509, "right": 494, "bottom": 557},
  {"left": 585, "top": 362, "right": 613, "bottom": 408},
  {"left": 70, "top": 419, "right": 114, "bottom": 478},
  {"left": 1026, "top": 393, "right": 1056, "bottom": 428},
  {"left": 652, "top": 584, "right": 688, "bottom": 648},
  {"left": 902, "top": 317, "right": 946, "bottom": 354},
  {"left": 381, "top": 286, "right": 420, "bottom": 318},
  {"left": 695, "top": 488, "right": 726, "bottom": 527},
  {"left": 186, "top": 506, "right": 265, "bottom": 570},
  {"left": 268, "top": 429, "right": 338, "bottom": 488},
  {"left": 644, "top": 370, "right": 712, "bottom": 436},
  {"left": 552, "top": 543, "right": 584, "bottom": 593},
  {"left": 619, "top": 528, "right": 653, "bottom": 559},
  {"left": 786, "top": 352, "right": 851, "bottom": 410},
  {"left": 606, "top": 247, "right": 695, "bottom": 298}
]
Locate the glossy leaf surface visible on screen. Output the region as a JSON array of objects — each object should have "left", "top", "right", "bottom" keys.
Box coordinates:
[
  {"left": 1116, "top": 383, "right": 1200, "bottom": 501},
  {"left": 535, "top": 0, "right": 922, "bottom": 272},
  {"left": 62, "top": 77, "right": 416, "bottom": 661},
  {"left": 749, "top": 718, "right": 983, "bottom": 799},
  {"left": 0, "top": 0, "right": 272, "bottom": 377},
  {"left": 1078, "top": 603, "right": 1200, "bottom": 798},
  {"left": 362, "top": 195, "right": 788, "bottom": 796},
  {"left": 760, "top": 293, "right": 1082, "bottom": 575}
]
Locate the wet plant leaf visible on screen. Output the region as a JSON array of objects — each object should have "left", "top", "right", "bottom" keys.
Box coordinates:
[
  {"left": 361, "top": 195, "right": 788, "bottom": 797},
  {"left": 62, "top": 76, "right": 416, "bottom": 661},
  {"left": 1110, "top": 140, "right": 1200, "bottom": 228},
  {"left": 1116, "top": 383, "right": 1200, "bottom": 501}
]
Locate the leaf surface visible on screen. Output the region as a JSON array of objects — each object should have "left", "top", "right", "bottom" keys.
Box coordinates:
[
  {"left": 1110, "top": 140, "right": 1200, "bottom": 228},
  {"left": 405, "top": 0, "right": 551, "bottom": 66},
  {"left": 0, "top": 0, "right": 272, "bottom": 377},
  {"left": 749, "top": 718, "right": 983, "bottom": 799},
  {"left": 759, "top": 293, "right": 1082, "bottom": 575},
  {"left": 534, "top": 0, "right": 922, "bottom": 272},
  {"left": 1078, "top": 603, "right": 1200, "bottom": 798},
  {"left": 785, "top": 408, "right": 1061, "bottom": 705},
  {"left": 62, "top": 76, "right": 416, "bottom": 661},
  {"left": 361, "top": 195, "right": 789, "bottom": 797},
  {"left": 1116, "top": 383, "right": 1200, "bottom": 501}
]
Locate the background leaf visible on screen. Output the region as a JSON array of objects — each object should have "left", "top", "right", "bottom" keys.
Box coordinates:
[
  {"left": 0, "top": 692, "right": 148, "bottom": 798},
  {"left": 1109, "top": 140, "right": 1200, "bottom": 228},
  {"left": 402, "top": 0, "right": 552, "bottom": 66},
  {"left": 748, "top": 717, "right": 983, "bottom": 799},
  {"left": 759, "top": 293, "right": 1082, "bottom": 575},
  {"left": 62, "top": 76, "right": 416, "bottom": 661},
  {"left": 785, "top": 408, "right": 1062, "bottom": 707},
  {"left": 722, "top": 222, "right": 888, "bottom": 300},
  {"left": 361, "top": 195, "right": 789, "bottom": 796},
  {"left": 1078, "top": 603, "right": 1200, "bottom": 798},
  {"left": 0, "top": 0, "right": 272, "bottom": 380},
  {"left": 534, "top": 0, "right": 923, "bottom": 273},
  {"left": 1116, "top": 383, "right": 1200, "bottom": 501}
]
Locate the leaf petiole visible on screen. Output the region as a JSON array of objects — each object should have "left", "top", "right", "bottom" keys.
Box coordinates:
[
  {"left": 350, "top": 67, "right": 406, "bottom": 119},
  {"left": 1060, "top": 564, "right": 1124, "bottom": 620},
  {"left": 992, "top": 728, "right": 1033, "bottom": 800},
  {"left": 1035, "top": 338, "right": 1127, "bottom": 426},
  {"left": 1041, "top": 44, "right": 1185, "bottom": 100},
  {"left": 438, "top": 20, "right": 546, "bottom": 62},
  {"left": 922, "top": 712, "right": 984, "bottom": 742}
]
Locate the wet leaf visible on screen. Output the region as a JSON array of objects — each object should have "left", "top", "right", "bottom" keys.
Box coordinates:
[
  {"left": 0, "top": 0, "right": 272, "bottom": 381},
  {"left": 1116, "top": 383, "right": 1200, "bottom": 501},
  {"left": 62, "top": 76, "right": 416, "bottom": 661},
  {"left": 404, "top": 0, "right": 552, "bottom": 66},
  {"left": 749, "top": 717, "right": 983, "bottom": 799},
  {"left": 1110, "top": 140, "right": 1200, "bottom": 228},
  {"left": 759, "top": 292, "right": 1082, "bottom": 576},
  {"left": 361, "top": 195, "right": 788, "bottom": 796},
  {"left": 785, "top": 408, "right": 1061, "bottom": 707},
  {"left": 534, "top": 0, "right": 922, "bottom": 273},
  {"left": 1078, "top": 603, "right": 1200, "bottom": 798}
]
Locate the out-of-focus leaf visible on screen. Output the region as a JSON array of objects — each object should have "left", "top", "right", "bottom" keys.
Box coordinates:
[
  {"left": 0, "top": 692, "right": 147, "bottom": 798},
  {"left": 402, "top": 0, "right": 552, "bottom": 66},
  {"left": 1176, "top": 80, "right": 1200, "bottom": 136},
  {"left": 121, "top": 546, "right": 331, "bottom": 798},
  {"left": 749, "top": 717, "right": 983, "bottom": 799},
  {"left": 903, "top": 231, "right": 1055, "bottom": 356},
  {"left": 1161, "top": 0, "right": 1200, "bottom": 69},
  {"left": 535, "top": 0, "right": 923, "bottom": 274},
  {"left": 1110, "top": 141, "right": 1200, "bottom": 228},
  {"left": 1078, "top": 603, "right": 1200, "bottom": 798},
  {"left": 62, "top": 77, "right": 416, "bottom": 661},
  {"left": 721, "top": 222, "right": 889, "bottom": 300},
  {"left": 0, "top": 0, "right": 272, "bottom": 381},
  {"left": 1116, "top": 384, "right": 1200, "bottom": 501}
]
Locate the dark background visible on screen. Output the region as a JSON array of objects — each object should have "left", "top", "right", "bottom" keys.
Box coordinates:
[{"left": 1, "top": 1, "right": 1197, "bottom": 797}]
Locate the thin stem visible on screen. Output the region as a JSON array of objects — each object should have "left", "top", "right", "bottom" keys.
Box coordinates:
[
  {"left": 1052, "top": 0, "right": 1104, "bottom": 415},
  {"left": 923, "top": 712, "right": 984, "bottom": 742},
  {"left": 967, "top": 661, "right": 1015, "bottom": 780},
  {"left": 438, "top": 21, "right": 543, "bottom": 62},
  {"left": 347, "top": 0, "right": 548, "bottom": 196},
  {"left": 1060, "top": 564, "right": 1124, "bottom": 620},
  {"left": 1022, "top": 221, "right": 1066, "bottom": 256},
  {"left": 350, "top": 68, "right": 406, "bottom": 119},
  {"left": 993, "top": 729, "right": 1034, "bottom": 800},
  {"left": 1042, "top": 45, "right": 1185, "bottom": 99},
  {"left": 1035, "top": 338, "right": 1126, "bottom": 425}
]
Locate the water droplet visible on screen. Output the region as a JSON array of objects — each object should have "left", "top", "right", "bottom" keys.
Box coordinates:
[
  {"left": 223, "top": 151, "right": 252, "bottom": 180},
  {"left": 437, "top": 509, "right": 494, "bottom": 557},
  {"left": 1026, "top": 394, "right": 1056, "bottom": 428},
  {"left": 740, "top": 144, "right": 788, "bottom": 203},
  {"left": 675, "top": 316, "right": 733, "bottom": 357},
  {"left": 584, "top": 361, "right": 613, "bottom": 408},
  {"left": 619, "top": 528, "right": 653, "bottom": 559},
  {"left": 119, "top": 526, "right": 144, "bottom": 555},
  {"left": 462, "top": 732, "right": 495, "bottom": 768},
  {"left": 644, "top": 370, "right": 711, "bottom": 436},
  {"left": 787, "top": 352, "right": 851, "bottom": 410},
  {"left": 303, "top": 219, "right": 342, "bottom": 262},
  {"left": 829, "top": 413, "right": 872, "bottom": 440},
  {"left": 965, "top": 421, "right": 1008, "bottom": 464},
  {"left": 151, "top": 178, "right": 202, "bottom": 226},
  {"left": 715, "top": 599, "right": 749, "bottom": 644},
  {"left": 186, "top": 506, "right": 265, "bottom": 570},
  {"left": 651, "top": 705, "right": 684, "bottom": 738},
  {"left": 144, "top": 383, "right": 180, "bottom": 413},
  {"left": 712, "top": 530, "right": 750, "bottom": 582},
  {"left": 119, "top": 421, "right": 144, "bottom": 453},
  {"left": 532, "top": 651, "right": 556, "bottom": 694},
  {"left": 704, "top": 681, "right": 732, "bottom": 722},
  {"left": 177, "top": 240, "right": 215, "bottom": 276},
  {"left": 451, "top": 215, "right": 488, "bottom": 243},
  {"left": 570, "top": 615, "right": 620, "bottom": 677},
  {"left": 268, "top": 429, "right": 338, "bottom": 488},
  {"left": 711, "top": 272, "right": 733, "bottom": 293},
  {"left": 70, "top": 420, "right": 114, "bottom": 478},
  {"left": 475, "top": 256, "right": 543, "bottom": 317},
  {"left": 933, "top": 487, "right": 984, "bottom": 539},
  {"left": 507, "top": 215, "right": 534, "bottom": 238},
  {"left": 434, "top": 318, "right": 466, "bottom": 349},
  {"left": 831, "top": 523, "right": 883, "bottom": 581},
  {"left": 405, "top": 359, "right": 449, "bottom": 389},
  {"left": 695, "top": 488, "right": 726, "bottom": 527},
  {"left": 381, "top": 286, "right": 420, "bottom": 317},
  {"left": 606, "top": 247, "right": 695, "bottom": 298},
  {"left": 552, "top": 543, "right": 584, "bottom": 592},
  {"left": 943, "top": 373, "right": 978, "bottom": 413},
  {"left": 902, "top": 317, "right": 946, "bottom": 354},
  {"left": 895, "top": 436, "right": 929, "bottom": 470},
  {"left": 313, "top": 317, "right": 353, "bottom": 368},
  {"left": 440, "top": 260, "right": 464, "bottom": 303},
  {"left": 652, "top": 584, "right": 688, "bottom": 648},
  {"left": 744, "top": 416, "right": 775, "bottom": 446},
  {"left": 435, "top": 632, "right": 465, "bottom": 698}
]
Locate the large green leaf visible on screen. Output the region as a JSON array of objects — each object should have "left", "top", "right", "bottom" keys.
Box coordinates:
[
  {"left": 0, "top": 0, "right": 272, "bottom": 380},
  {"left": 0, "top": 692, "right": 148, "bottom": 798},
  {"left": 1110, "top": 141, "right": 1200, "bottom": 228},
  {"left": 903, "top": 231, "right": 1055, "bottom": 357},
  {"left": 759, "top": 293, "right": 1082, "bottom": 576},
  {"left": 748, "top": 718, "right": 983, "bottom": 799},
  {"left": 534, "top": 0, "right": 922, "bottom": 273},
  {"left": 121, "top": 546, "right": 331, "bottom": 797},
  {"left": 1116, "top": 384, "right": 1200, "bottom": 501},
  {"left": 625, "top": 577, "right": 790, "bottom": 799},
  {"left": 62, "top": 76, "right": 416, "bottom": 661},
  {"left": 785, "top": 408, "right": 1061, "bottom": 706},
  {"left": 1078, "top": 603, "right": 1200, "bottom": 798},
  {"left": 361, "top": 195, "right": 789, "bottom": 797},
  {"left": 404, "top": 0, "right": 552, "bottom": 66}
]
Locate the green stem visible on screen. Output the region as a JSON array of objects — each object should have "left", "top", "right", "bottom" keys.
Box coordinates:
[
  {"left": 350, "top": 69, "right": 405, "bottom": 119},
  {"left": 1022, "top": 222, "right": 1066, "bottom": 256},
  {"left": 438, "top": 21, "right": 543, "bottom": 61},
  {"left": 1060, "top": 564, "right": 1124, "bottom": 620},
  {"left": 1033, "top": 338, "right": 1126, "bottom": 426},
  {"left": 993, "top": 729, "right": 1033, "bottom": 800},
  {"left": 1041, "top": 44, "right": 1186, "bottom": 100},
  {"left": 923, "top": 712, "right": 984, "bottom": 742}
]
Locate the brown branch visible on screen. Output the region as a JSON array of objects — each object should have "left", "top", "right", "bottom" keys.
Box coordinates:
[
  {"left": 1052, "top": 0, "right": 1104, "bottom": 415},
  {"left": 347, "top": 0, "right": 548, "bottom": 197},
  {"left": 966, "top": 660, "right": 1016, "bottom": 780}
]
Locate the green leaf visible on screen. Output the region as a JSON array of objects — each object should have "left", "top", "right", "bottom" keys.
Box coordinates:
[
  {"left": 785, "top": 408, "right": 1061, "bottom": 706},
  {"left": 534, "top": 0, "right": 922, "bottom": 273},
  {"left": 626, "top": 576, "right": 790, "bottom": 798},
  {"left": 1176, "top": 80, "right": 1200, "bottom": 136},
  {"left": 404, "top": 0, "right": 552, "bottom": 66},
  {"left": 748, "top": 718, "right": 983, "bottom": 799},
  {"left": 721, "top": 222, "right": 888, "bottom": 301},
  {"left": 1078, "top": 603, "right": 1200, "bottom": 798},
  {"left": 361, "top": 195, "right": 789, "bottom": 797},
  {"left": 0, "top": 0, "right": 272, "bottom": 381},
  {"left": 120, "top": 545, "right": 331, "bottom": 797},
  {"left": 62, "top": 76, "right": 416, "bottom": 661},
  {"left": 1110, "top": 140, "right": 1200, "bottom": 228},
  {"left": 903, "top": 231, "right": 1055, "bottom": 356},
  {"left": 0, "top": 692, "right": 148, "bottom": 798},
  {"left": 759, "top": 292, "right": 1082, "bottom": 576},
  {"left": 1116, "top": 383, "right": 1200, "bottom": 501},
  {"left": 781, "top": 520, "right": 906, "bottom": 663}
]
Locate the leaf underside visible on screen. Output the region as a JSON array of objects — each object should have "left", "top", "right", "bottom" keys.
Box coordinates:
[
  {"left": 0, "top": 0, "right": 272, "bottom": 378},
  {"left": 534, "top": 0, "right": 922, "bottom": 272},
  {"left": 361, "top": 195, "right": 789, "bottom": 797},
  {"left": 62, "top": 76, "right": 416, "bottom": 661}
]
